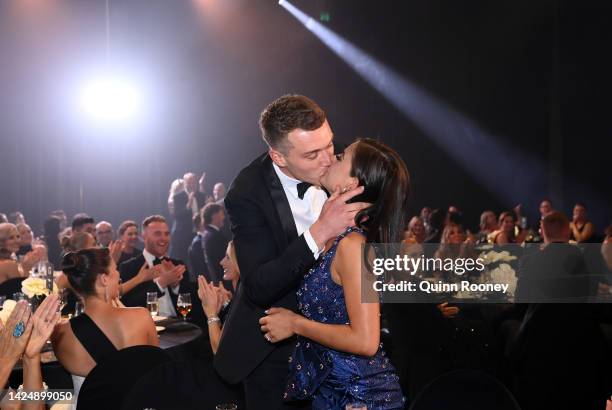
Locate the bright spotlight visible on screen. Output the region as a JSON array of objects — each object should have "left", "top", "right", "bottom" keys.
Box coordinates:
[{"left": 79, "top": 75, "right": 142, "bottom": 124}]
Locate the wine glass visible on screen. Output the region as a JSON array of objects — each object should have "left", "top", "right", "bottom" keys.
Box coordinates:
[
  {"left": 147, "top": 292, "right": 159, "bottom": 317},
  {"left": 176, "top": 293, "right": 192, "bottom": 321}
]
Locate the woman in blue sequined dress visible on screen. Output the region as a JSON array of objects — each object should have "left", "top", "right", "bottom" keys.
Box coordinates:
[{"left": 259, "top": 138, "right": 409, "bottom": 409}]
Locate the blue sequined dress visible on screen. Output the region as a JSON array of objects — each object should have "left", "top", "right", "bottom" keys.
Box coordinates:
[{"left": 284, "top": 227, "right": 405, "bottom": 409}]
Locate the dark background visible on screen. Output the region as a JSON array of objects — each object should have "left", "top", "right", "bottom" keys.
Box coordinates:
[{"left": 0, "top": 0, "right": 609, "bottom": 234}]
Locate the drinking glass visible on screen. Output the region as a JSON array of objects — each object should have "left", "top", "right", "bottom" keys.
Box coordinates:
[
  {"left": 215, "top": 404, "right": 237, "bottom": 410},
  {"left": 147, "top": 292, "right": 159, "bottom": 317},
  {"left": 176, "top": 293, "right": 192, "bottom": 320}
]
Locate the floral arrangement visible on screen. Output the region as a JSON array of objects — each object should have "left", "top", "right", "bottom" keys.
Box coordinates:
[
  {"left": 478, "top": 250, "right": 518, "bottom": 297},
  {"left": 0, "top": 299, "right": 17, "bottom": 325},
  {"left": 21, "top": 277, "right": 58, "bottom": 298}
]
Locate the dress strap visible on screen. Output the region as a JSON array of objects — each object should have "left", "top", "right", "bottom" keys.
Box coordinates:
[
  {"left": 331, "top": 227, "right": 366, "bottom": 248},
  {"left": 70, "top": 313, "right": 118, "bottom": 365}
]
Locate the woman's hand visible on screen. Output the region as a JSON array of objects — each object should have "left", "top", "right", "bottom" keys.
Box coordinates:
[
  {"left": 0, "top": 301, "right": 33, "bottom": 364},
  {"left": 136, "top": 262, "right": 160, "bottom": 283},
  {"left": 24, "top": 295, "right": 60, "bottom": 359},
  {"left": 21, "top": 248, "right": 45, "bottom": 273},
  {"left": 259, "top": 307, "right": 299, "bottom": 343},
  {"left": 109, "top": 240, "right": 124, "bottom": 264},
  {"left": 197, "top": 276, "right": 220, "bottom": 318}
]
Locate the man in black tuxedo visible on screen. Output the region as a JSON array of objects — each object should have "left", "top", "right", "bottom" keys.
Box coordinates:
[
  {"left": 200, "top": 203, "right": 229, "bottom": 286},
  {"left": 214, "top": 95, "right": 367, "bottom": 409},
  {"left": 119, "top": 215, "right": 204, "bottom": 325},
  {"left": 170, "top": 172, "right": 207, "bottom": 262}
]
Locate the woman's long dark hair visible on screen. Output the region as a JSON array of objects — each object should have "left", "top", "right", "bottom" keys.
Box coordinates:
[{"left": 349, "top": 138, "right": 411, "bottom": 244}]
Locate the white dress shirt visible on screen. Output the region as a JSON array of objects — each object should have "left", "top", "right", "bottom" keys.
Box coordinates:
[
  {"left": 143, "top": 249, "right": 178, "bottom": 317},
  {"left": 272, "top": 163, "right": 327, "bottom": 259}
]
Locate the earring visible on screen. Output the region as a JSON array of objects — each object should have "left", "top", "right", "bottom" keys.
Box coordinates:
[{"left": 104, "top": 286, "right": 109, "bottom": 303}]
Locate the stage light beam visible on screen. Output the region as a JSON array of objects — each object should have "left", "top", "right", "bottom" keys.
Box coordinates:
[{"left": 78, "top": 75, "right": 142, "bottom": 125}]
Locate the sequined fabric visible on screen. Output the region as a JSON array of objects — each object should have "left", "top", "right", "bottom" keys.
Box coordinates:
[{"left": 284, "top": 227, "right": 405, "bottom": 409}]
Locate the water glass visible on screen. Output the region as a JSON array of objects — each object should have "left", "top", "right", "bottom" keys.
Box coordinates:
[
  {"left": 215, "top": 404, "right": 237, "bottom": 410},
  {"left": 146, "top": 292, "right": 159, "bottom": 317},
  {"left": 346, "top": 403, "right": 367, "bottom": 410}
]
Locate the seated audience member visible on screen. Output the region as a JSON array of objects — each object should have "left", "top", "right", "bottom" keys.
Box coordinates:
[
  {"left": 61, "top": 232, "right": 96, "bottom": 253},
  {"left": 197, "top": 241, "right": 240, "bottom": 354},
  {"left": 0, "top": 223, "right": 45, "bottom": 285},
  {"left": 1, "top": 296, "right": 60, "bottom": 405},
  {"left": 51, "top": 248, "right": 159, "bottom": 405},
  {"left": 510, "top": 211, "right": 610, "bottom": 410},
  {"left": 118, "top": 215, "right": 196, "bottom": 320},
  {"left": 538, "top": 198, "right": 553, "bottom": 220},
  {"left": 603, "top": 225, "right": 612, "bottom": 272},
  {"left": 116, "top": 220, "right": 143, "bottom": 265},
  {"left": 570, "top": 202, "right": 596, "bottom": 243},
  {"left": 95, "top": 221, "right": 114, "bottom": 248},
  {"left": 403, "top": 216, "right": 426, "bottom": 244},
  {"left": 424, "top": 208, "right": 445, "bottom": 244},
  {"left": 493, "top": 211, "right": 527, "bottom": 244},
  {"left": 71, "top": 214, "right": 95, "bottom": 237},
  {"left": 0, "top": 213, "right": 7, "bottom": 223},
  {"left": 16, "top": 222, "right": 34, "bottom": 257},
  {"left": 477, "top": 210, "right": 497, "bottom": 242}
]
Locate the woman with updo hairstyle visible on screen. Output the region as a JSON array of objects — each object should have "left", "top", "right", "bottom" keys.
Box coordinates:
[{"left": 51, "top": 248, "right": 159, "bottom": 407}]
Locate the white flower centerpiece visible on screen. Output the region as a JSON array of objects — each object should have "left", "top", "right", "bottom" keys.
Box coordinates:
[
  {"left": 22, "top": 277, "right": 59, "bottom": 311},
  {"left": 478, "top": 250, "right": 518, "bottom": 298}
]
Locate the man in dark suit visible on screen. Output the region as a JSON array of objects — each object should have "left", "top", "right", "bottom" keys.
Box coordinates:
[
  {"left": 200, "top": 203, "right": 229, "bottom": 286},
  {"left": 169, "top": 172, "right": 207, "bottom": 262},
  {"left": 214, "top": 95, "right": 367, "bottom": 410},
  {"left": 119, "top": 215, "right": 204, "bottom": 326}
]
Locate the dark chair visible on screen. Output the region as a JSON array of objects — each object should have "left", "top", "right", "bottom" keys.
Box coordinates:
[
  {"left": 0, "top": 277, "right": 25, "bottom": 299},
  {"left": 409, "top": 370, "right": 521, "bottom": 410},
  {"left": 77, "top": 346, "right": 172, "bottom": 410}
]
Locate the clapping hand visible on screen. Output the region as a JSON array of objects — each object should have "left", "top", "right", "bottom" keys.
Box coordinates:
[
  {"left": 108, "top": 240, "right": 124, "bottom": 263},
  {"left": 25, "top": 294, "right": 60, "bottom": 359},
  {"left": 0, "top": 301, "right": 33, "bottom": 364},
  {"left": 157, "top": 260, "right": 185, "bottom": 288},
  {"left": 197, "top": 276, "right": 221, "bottom": 318}
]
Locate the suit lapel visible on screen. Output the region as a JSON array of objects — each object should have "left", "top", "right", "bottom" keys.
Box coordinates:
[{"left": 262, "top": 155, "right": 299, "bottom": 246}]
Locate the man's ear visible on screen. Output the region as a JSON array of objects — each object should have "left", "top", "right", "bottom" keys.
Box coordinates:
[{"left": 269, "top": 148, "right": 287, "bottom": 167}]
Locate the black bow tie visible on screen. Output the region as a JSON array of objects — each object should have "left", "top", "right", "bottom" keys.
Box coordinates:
[
  {"left": 296, "top": 182, "right": 313, "bottom": 200},
  {"left": 153, "top": 256, "right": 170, "bottom": 266}
]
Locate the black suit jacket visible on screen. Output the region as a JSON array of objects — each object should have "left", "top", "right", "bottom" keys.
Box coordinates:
[
  {"left": 213, "top": 153, "right": 318, "bottom": 384},
  {"left": 118, "top": 254, "right": 189, "bottom": 307},
  {"left": 188, "top": 233, "right": 207, "bottom": 278},
  {"left": 202, "top": 225, "right": 229, "bottom": 284}
]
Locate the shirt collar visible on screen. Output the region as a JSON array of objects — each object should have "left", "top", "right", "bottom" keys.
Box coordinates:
[
  {"left": 143, "top": 248, "right": 165, "bottom": 268},
  {"left": 272, "top": 162, "right": 302, "bottom": 200},
  {"left": 208, "top": 224, "right": 220, "bottom": 231}
]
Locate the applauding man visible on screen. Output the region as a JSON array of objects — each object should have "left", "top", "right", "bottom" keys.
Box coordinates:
[{"left": 119, "top": 215, "right": 193, "bottom": 319}]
